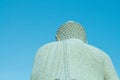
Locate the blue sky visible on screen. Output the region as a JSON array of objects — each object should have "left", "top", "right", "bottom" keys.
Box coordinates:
[{"left": 0, "top": 0, "right": 120, "bottom": 80}]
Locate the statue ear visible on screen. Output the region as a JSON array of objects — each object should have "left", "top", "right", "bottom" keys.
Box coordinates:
[{"left": 55, "top": 35, "right": 60, "bottom": 41}]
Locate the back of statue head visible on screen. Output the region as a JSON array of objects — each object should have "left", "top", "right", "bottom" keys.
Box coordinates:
[{"left": 56, "top": 21, "right": 87, "bottom": 43}]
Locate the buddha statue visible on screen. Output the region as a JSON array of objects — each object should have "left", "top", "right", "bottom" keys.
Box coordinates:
[{"left": 31, "top": 21, "right": 119, "bottom": 80}]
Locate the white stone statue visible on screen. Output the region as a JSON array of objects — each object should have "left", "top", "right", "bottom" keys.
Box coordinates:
[{"left": 31, "top": 21, "right": 119, "bottom": 80}]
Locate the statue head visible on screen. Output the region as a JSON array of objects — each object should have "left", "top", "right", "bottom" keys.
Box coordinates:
[{"left": 56, "top": 21, "right": 87, "bottom": 43}]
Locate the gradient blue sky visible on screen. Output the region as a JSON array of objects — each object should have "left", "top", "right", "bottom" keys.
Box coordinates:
[{"left": 0, "top": 0, "right": 120, "bottom": 80}]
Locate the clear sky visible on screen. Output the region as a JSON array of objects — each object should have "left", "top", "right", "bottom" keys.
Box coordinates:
[{"left": 0, "top": 0, "right": 120, "bottom": 80}]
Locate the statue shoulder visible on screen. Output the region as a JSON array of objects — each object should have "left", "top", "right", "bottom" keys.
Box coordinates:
[
  {"left": 86, "top": 44, "right": 109, "bottom": 59},
  {"left": 35, "top": 41, "right": 58, "bottom": 57}
]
